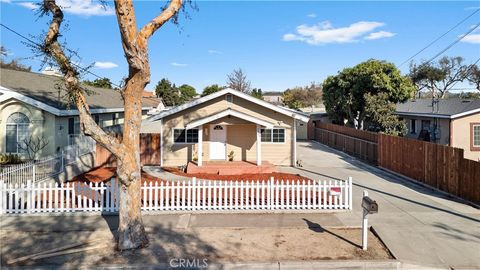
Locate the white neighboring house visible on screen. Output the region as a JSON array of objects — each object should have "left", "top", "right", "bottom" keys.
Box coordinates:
[{"left": 0, "top": 68, "right": 163, "bottom": 159}]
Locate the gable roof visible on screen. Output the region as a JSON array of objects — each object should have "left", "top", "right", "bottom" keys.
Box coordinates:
[
  {"left": 0, "top": 68, "right": 159, "bottom": 116},
  {"left": 146, "top": 88, "right": 310, "bottom": 123},
  {"left": 396, "top": 98, "right": 480, "bottom": 119},
  {"left": 185, "top": 109, "right": 275, "bottom": 129}
]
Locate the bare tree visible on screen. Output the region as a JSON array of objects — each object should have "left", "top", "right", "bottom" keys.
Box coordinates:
[
  {"left": 227, "top": 68, "right": 251, "bottom": 93},
  {"left": 467, "top": 64, "right": 480, "bottom": 91},
  {"left": 40, "top": 0, "right": 186, "bottom": 250},
  {"left": 17, "top": 135, "right": 49, "bottom": 160},
  {"left": 409, "top": 56, "right": 469, "bottom": 98}
]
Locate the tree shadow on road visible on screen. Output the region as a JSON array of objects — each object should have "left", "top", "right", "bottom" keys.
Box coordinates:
[{"left": 1, "top": 214, "right": 223, "bottom": 268}]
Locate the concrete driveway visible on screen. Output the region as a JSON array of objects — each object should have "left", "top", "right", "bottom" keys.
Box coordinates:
[{"left": 279, "top": 141, "right": 480, "bottom": 269}]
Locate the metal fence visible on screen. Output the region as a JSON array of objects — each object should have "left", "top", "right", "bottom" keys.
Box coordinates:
[{"left": 0, "top": 137, "right": 96, "bottom": 186}]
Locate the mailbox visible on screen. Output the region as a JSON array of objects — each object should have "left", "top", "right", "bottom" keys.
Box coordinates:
[{"left": 361, "top": 196, "right": 378, "bottom": 214}]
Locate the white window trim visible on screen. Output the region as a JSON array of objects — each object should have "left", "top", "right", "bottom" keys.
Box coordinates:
[
  {"left": 5, "top": 113, "right": 30, "bottom": 154},
  {"left": 172, "top": 128, "right": 199, "bottom": 144},
  {"left": 473, "top": 124, "right": 480, "bottom": 147},
  {"left": 260, "top": 128, "right": 286, "bottom": 144}
]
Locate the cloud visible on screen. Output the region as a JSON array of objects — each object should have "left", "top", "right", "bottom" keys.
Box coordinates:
[
  {"left": 460, "top": 34, "right": 480, "bottom": 44},
  {"left": 94, "top": 61, "right": 118, "bottom": 69},
  {"left": 17, "top": 2, "right": 37, "bottom": 9},
  {"left": 464, "top": 6, "right": 480, "bottom": 10},
  {"left": 208, "top": 49, "right": 223, "bottom": 54},
  {"left": 282, "top": 21, "right": 388, "bottom": 45},
  {"left": 365, "top": 31, "right": 396, "bottom": 40},
  {"left": 171, "top": 62, "right": 188, "bottom": 67},
  {"left": 0, "top": 0, "right": 11, "bottom": 3},
  {"left": 307, "top": 13, "right": 317, "bottom": 18},
  {"left": 18, "top": 0, "right": 114, "bottom": 16}
]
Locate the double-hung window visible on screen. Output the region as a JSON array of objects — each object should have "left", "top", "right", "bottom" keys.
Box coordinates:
[
  {"left": 472, "top": 123, "right": 480, "bottom": 151},
  {"left": 260, "top": 128, "right": 285, "bottom": 143},
  {"left": 6, "top": 112, "right": 30, "bottom": 153},
  {"left": 173, "top": 128, "right": 199, "bottom": 144}
]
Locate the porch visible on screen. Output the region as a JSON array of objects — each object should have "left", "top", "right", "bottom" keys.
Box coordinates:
[{"left": 186, "top": 161, "right": 275, "bottom": 175}]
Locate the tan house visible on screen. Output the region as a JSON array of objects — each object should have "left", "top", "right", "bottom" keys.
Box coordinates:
[
  {"left": 0, "top": 68, "right": 163, "bottom": 158},
  {"left": 396, "top": 98, "right": 480, "bottom": 161},
  {"left": 141, "top": 88, "right": 309, "bottom": 168}
]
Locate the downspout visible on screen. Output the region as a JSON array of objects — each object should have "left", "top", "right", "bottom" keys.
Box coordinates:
[{"left": 449, "top": 118, "right": 453, "bottom": 147}]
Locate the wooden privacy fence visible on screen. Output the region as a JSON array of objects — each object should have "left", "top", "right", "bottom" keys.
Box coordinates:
[
  {"left": 313, "top": 123, "right": 480, "bottom": 204},
  {"left": 95, "top": 133, "right": 161, "bottom": 167},
  {"left": 378, "top": 134, "right": 480, "bottom": 204},
  {"left": 0, "top": 177, "right": 353, "bottom": 214},
  {"left": 315, "top": 128, "right": 378, "bottom": 164}
]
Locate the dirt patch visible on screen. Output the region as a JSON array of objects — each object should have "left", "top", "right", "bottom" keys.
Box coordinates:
[
  {"left": 1, "top": 227, "right": 392, "bottom": 267},
  {"left": 72, "top": 166, "right": 311, "bottom": 184},
  {"left": 164, "top": 166, "right": 311, "bottom": 182}
]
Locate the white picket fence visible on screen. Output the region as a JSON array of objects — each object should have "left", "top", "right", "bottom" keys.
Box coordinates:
[
  {"left": 0, "top": 177, "right": 353, "bottom": 214},
  {"left": 0, "top": 137, "right": 96, "bottom": 186}
]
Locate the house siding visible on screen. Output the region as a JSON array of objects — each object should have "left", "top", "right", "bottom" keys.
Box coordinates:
[
  {"left": 142, "top": 94, "right": 295, "bottom": 166},
  {"left": 451, "top": 113, "right": 480, "bottom": 161},
  {"left": 402, "top": 116, "right": 450, "bottom": 145}
]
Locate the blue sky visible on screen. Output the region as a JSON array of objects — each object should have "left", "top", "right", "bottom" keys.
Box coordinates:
[{"left": 1, "top": 1, "right": 479, "bottom": 93}]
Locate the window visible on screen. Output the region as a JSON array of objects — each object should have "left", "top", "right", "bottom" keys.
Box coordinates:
[
  {"left": 173, "top": 129, "right": 199, "bottom": 143},
  {"left": 421, "top": 120, "right": 431, "bottom": 131},
  {"left": 226, "top": 94, "right": 233, "bottom": 103},
  {"left": 112, "top": 113, "right": 117, "bottom": 125},
  {"left": 68, "top": 117, "right": 81, "bottom": 145},
  {"left": 6, "top": 112, "right": 30, "bottom": 153},
  {"left": 410, "top": 119, "right": 416, "bottom": 134},
  {"left": 472, "top": 123, "right": 480, "bottom": 151},
  {"left": 261, "top": 128, "right": 285, "bottom": 143}
]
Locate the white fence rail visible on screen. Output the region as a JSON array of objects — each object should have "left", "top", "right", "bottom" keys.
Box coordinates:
[
  {"left": 0, "top": 177, "right": 353, "bottom": 214},
  {"left": 0, "top": 137, "right": 96, "bottom": 186}
]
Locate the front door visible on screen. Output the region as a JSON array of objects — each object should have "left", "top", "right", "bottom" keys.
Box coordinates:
[{"left": 210, "top": 125, "right": 226, "bottom": 160}]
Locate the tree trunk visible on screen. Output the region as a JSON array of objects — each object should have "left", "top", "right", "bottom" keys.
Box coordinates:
[
  {"left": 117, "top": 169, "right": 148, "bottom": 250},
  {"left": 116, "top": 70, "right": 149, "bottom": 250}
]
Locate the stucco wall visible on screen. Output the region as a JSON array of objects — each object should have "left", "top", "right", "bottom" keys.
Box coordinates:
[
  {"left": 142, "top": 94, "right": 294, "bottom": 166},
  {"left": 0, "top": 98, "right": 57, "bottom": 158},
  {"left": 451, "top": 113, "right": 480, "bottom": 161}
]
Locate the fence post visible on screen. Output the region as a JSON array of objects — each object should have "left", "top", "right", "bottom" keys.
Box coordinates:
[
  {"left": 26, "top": 180, "right": 31, "bottom": 213},
  {"left": 32, "top": 165, "right": 36, "bottom": 183},
  {"left": 269, "top": 177, "right": 274, "bottom": 210},
  {"left": 348, "top": 177, "right": 353, "bottom": 210}
]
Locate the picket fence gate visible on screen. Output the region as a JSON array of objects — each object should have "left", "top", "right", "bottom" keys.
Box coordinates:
[{"left": 0, "top": 177, "right": 353, "bottom": 214}]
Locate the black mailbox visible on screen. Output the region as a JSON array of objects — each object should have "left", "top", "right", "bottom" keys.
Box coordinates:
[{"left": 361, "top": 196, "right": 378, "bottom": 214}]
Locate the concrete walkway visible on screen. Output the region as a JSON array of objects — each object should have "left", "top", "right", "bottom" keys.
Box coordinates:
[{"left": 279, "top": 141, "right": 480, "bottom": 270}]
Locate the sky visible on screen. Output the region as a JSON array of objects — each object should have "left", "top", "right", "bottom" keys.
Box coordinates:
[{"left": 1, "top": 0, "right": 479, "bottom": 93}]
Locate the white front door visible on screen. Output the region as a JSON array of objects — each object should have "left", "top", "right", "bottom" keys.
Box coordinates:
[{"left": 210, "top": 125, "right": 226, "bottom": 160}]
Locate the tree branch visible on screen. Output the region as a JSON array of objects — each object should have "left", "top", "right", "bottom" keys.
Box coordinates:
[
  {"left": 42, "top": 0, "right": 124, "bottom": 158},
  {"left": 137, "top": 0, "right": 183, "bottom": 45}
]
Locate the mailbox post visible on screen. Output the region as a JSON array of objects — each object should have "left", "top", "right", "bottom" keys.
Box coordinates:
[{"left": 361, "top": 190, "right": 378, "bottom": 250}]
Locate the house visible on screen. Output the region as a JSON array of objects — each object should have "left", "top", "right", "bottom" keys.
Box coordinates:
[
  {"left": 0, "top": 68, "right": 163, "bottom": 158},
  {"left": 141, "top": 88, "right": 309, "bottom": 168},
  {"left": 262, "top": 91, "right": 284, "bottom": 105},
  {"left": 396, "top": 98, "right": 480, "bottom": 161}
]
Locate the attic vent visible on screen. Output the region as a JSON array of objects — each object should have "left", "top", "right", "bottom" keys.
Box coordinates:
[{"left": 226, "top": 94, "right": 233, "bottom": 103}]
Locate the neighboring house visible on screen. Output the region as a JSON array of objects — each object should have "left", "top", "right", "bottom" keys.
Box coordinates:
[
  {"left": 141, "top": 88, "right": 309, "bottom": 167},
  {"left": 396, "top": 98, "right": 480, "bottom": 161},
  {"left": 0, "top": 68, "right": 162, "bottom": 158},
  {"left": 262, "top": 91, "right": 284, "bottom": 105}
]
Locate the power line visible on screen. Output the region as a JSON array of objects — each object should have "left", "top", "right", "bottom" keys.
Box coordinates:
[
  {"left": 424, "top": 23, "right": 480, "bottom": 64},
  {"left": 0, "top": 23, "right": 122, "bottom": 88},
  {"left": 399, "top": 8, "right": 480, "bottom": 67}
]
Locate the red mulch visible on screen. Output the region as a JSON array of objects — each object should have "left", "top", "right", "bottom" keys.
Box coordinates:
[
  {"left": 71, "top": 166, "right": 312, "bottom": 184},
  {"left": 163, "top": 166, "right": 311, "bottom": 181}
]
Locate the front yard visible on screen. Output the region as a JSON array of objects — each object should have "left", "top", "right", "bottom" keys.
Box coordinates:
[{"left": 1, "top": 224, "right": 392, "bottom": 267}]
